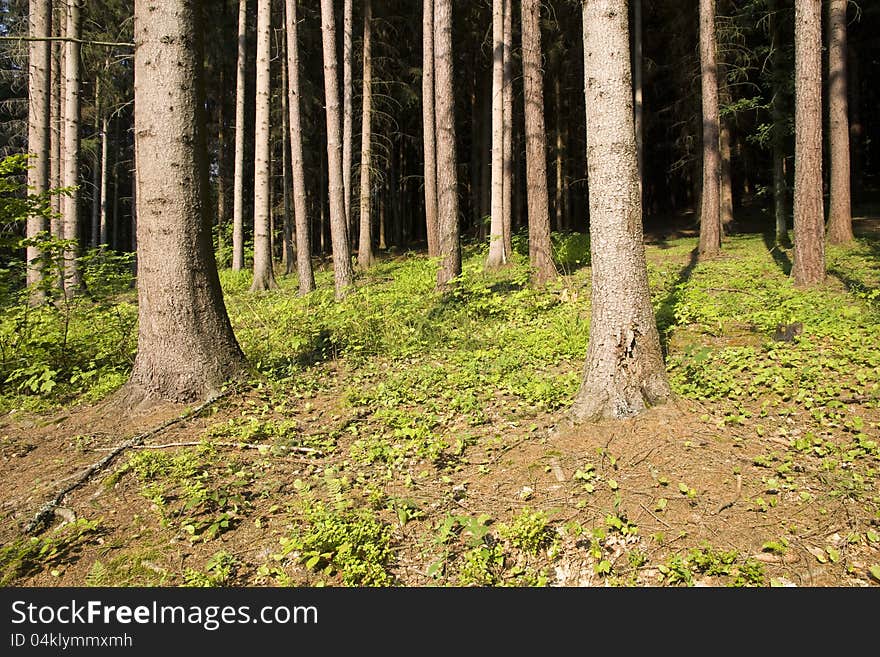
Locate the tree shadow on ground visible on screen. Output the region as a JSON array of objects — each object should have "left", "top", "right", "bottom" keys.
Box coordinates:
[
  {"left": 762, "top": 229, "right": 793, "bottom": 276},
  {"left": 655, "top": 247, "right": 700, "bottom": 358}
]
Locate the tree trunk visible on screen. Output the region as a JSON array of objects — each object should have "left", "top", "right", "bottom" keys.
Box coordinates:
[
  {"left": 62, "top": 0, "right": 82, "bottom": 294},
  {"left": 232, "top": 0, "right": 247, "bottom": 271},
  {"left": 50, "top": 5, "right": 62, "bottom": 227},
  {"left": 26, "top": 0, "right": 51, "bottom": 295},
  {"left": 570, "top": 0, "right": 672, "bottom": 423},
  {"left": 343, "top": 0, "right": 354, "bottom": 245},
  {"left": 698, "top": 0, "right": 721, "bottom": 257},
  {"left": 422, "top": 0, "right": 439, "bottom": 257},
  {"left": 434, "top": 0, "right": 460, "bottom": 290},
  {"left": 321, "top": 0, "right": 355, "bottom": 299},
  {"left": 502, "top": 0, "right": 513, "bottom": 259},
  {"left": 487, "top": 0, "right": 507, "bottom": 268},
  {"left": 251, "top": 0, "right": 278, "bottom": 291},
  {"left": 280, "top": 43, "right": 295, "bottom": 276},
  {"left": 719, "top": 87, "right": 734, "bottom": 232},
  {"left": 521, "top": 0, "right": 555, "bottom": 285},
  {"left": 770, "top": 0, "right": 788, "bottom": 244},
  {"left": 633, "top": 0, "right": 643, "bottom": 195},
  {"left": 792, "top": 0, "right": 825, "bottom": 286},
  {"left": 90, "top": 76, "right": 102, "bottom": 249},
  {"left": 100, "top": 114, "right": 109, "bottom": 246},
  {"left": 285, "top": 0, "right": 315, "bottom": 294},
  {"left": 126, "top": 0, "right": 248, "bottom": 406},
  {"left": 357, "top": 0, "right": 375, "bottom": 269},
  {"left": 554, "top": 73, "right": 564, "bottom": 233},
  {"left": 826, "top": 0, "right": 852, "bottom": 244}
]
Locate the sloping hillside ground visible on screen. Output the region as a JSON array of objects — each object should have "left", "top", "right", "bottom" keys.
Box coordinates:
[{"left": 1, "top": 221, "right": 878, "bottom": 588}]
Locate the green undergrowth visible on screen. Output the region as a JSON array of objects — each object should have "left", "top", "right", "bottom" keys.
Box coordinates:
[{"left": 4, "top": 230, "right": 880, "bottom": 587}]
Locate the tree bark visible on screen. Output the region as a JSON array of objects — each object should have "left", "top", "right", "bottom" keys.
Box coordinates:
[
  {"left": 570, "top": 0, "right": 672, "bottom": 423},
  {"left": 792, "top": 0, "right": 825, "bottom": 286},
  {"left": 554, "top": 73, "right": 564, "bottom": 233},
  {"left": 502, "top": 0, "right": 513, "bottom": 259},
  {"left": 434, "top": 0, "right": 460, "bottom": 290},
  {"left": 62, "top": 0, "right": 82, "bottom": 294},
  {"left": 232, "top": 0, "right": 247, "bottom": 271},
  {"left": 826, "top": 0, "right": 852, "bottom": 244},
  {"left": 126, "top": 0, "right": 248, "bottom": 405},
  {"left": 100, "top": 114, "right": 109, "bottom": 245},
  {"left": 250, "top": 0, "right": 277, "bottom": 292},
  {"left": 50, "top": 4, "right": 62, "bottom": 227},
  {"left": 285, "top": 0, "right": 315, "bottom": 294},
  {"left": 422, "top": 0, "right": 439, "bottom": 257},
  {"left": 343, "top": 0, "right": 354, "bottom": 244},
  {"left": 521, "top": 0, "right": 556, "bottom": 285},
  {"left": 633, "top": 0, "right": 643, "bottom": 195},
  {"left": 26, "top": 0, "right": 52, "bottom": 295},
  {"left": 719, "top": 87, "right": 734, "bottom": 232},
  {"left": 487, "top": 0, "right": 507, "bottom": 268},
  {"left": 321, "top": 0, "right": 355, "bottom": 299},
  {"left": 357, "top": 0, "right": 374, "bottom": 269},
  {"left": 698, "top": 0, "right": 721, "bottom": 257},
  {"left": 90, "top": 75, "right": 102, "bottom": 249},
  {"left": 280, "top": 40, "right": 295, "bottom": 276}
]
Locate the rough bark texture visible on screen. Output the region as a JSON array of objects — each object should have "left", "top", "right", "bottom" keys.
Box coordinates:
[
  {"left": 250, "top": 0, "right": 278, "bottom": 292},
  {"left": 719, "top": 86, "right": 734, "bottom": 232},
  {"left": 90, "top": 77, "right": 102, "bottom": 248},
  {"left": 62, "top": 0, "right": 82, "bottom": 294},
  {"left": 521, "top": 0, "right": 556, "bottom": 286},
  {"left": 826, "top": 0, "right": 852, "bottom": 244},
  {"left": 792, "top": 0, "right": 825, "bottom": 287},
  {"left": 357, "top": 0, "right": 375, "bottom": 270},
  {"left": 434, "top": 0, "right": 460, "bottom": 290},
  {"left": 698, "top": 0, "right": 722, "bottom": 257},
  {"left": 570, "top": 0, "right": 673, "bottom": 423},
  {"left": 232, "top": 0, "right": 247, "bottom": 272},
  {"left": 285, "top": 0, "right": 315, "bottom": 295},
  {"left": 280, "top": 49, "right": 294, "bottom": 275},
  {"left": 127, "top": 0, "right": 248, "bottom": 405},
  {"left": 321, "top": 0, "right": 355, "bottom": 299},
  {"left": 343, "top": 0, "right": 354, "bottom": 242},
  {"left": 26, "top": 0, "right": 51, "bottom": 293},
  {"left": 422, "top": 0, "right": 439, "bottom": 258},
  {"left": 487, "top": 0, "right": 506, "bottom": 268}
]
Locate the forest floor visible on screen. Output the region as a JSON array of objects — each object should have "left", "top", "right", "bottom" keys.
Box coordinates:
[{"left": 1, "top": 217, "right": 878, "bottom": 588}]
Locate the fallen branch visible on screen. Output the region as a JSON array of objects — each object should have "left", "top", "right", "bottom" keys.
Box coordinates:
[{"left": 23, "top": 389, "right": 235, "bottom": 536}]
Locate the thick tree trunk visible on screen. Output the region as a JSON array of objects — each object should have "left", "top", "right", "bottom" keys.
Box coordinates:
[
  {"left": 321, "top": 0, "right": 355, "bottom": 299},
  {"left": 570, "top": 0, "right": 672, "bottom": 423},
  {"left": 521, "top": 0, "right": 556, "bottom": 285},
  {"left": 285, "top": 0, "right": 315, "bottom": 294},
  {"left": 698, "top": 0, "right": 721, "bottom": 257},
  {"left": 826, "top": 0, "right": 852, "bottom": 244},
  {"left": 251, "top": 0, "right": 277, "bottom": 291},
  {"left": 62, "top": 0, "right": 82, "bottom": 294},
  {"left": 26, "top": 0, "right": 51, "bottom": 295},
  {"left": 422, "top": 0, "right": 439, "bottom": 257},
  {"left": 434, "top": 0, "right": 460, "bottom": 290},
  {"left": 357, "top": 0, "right": 375, "bottom": 269},
  {"left": 232, "top": 0, "right": 247, "bottom": 271},
  {"left": 126, "top": 0, "right": 248, "bottom": 405},
  {"left": 487, "top": 0, "right": 507, "bottom": 268},
  {"left": 343, "top": 0, "right": 354, "bottom": 244},
  {"left": 792, "top": 0, "right": 825, "bottom": 286}
]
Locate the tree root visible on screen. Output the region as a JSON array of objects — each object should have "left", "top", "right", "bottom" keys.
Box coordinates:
[{"left": 22, "top": 388, "right": 237, "bottom": 536}]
